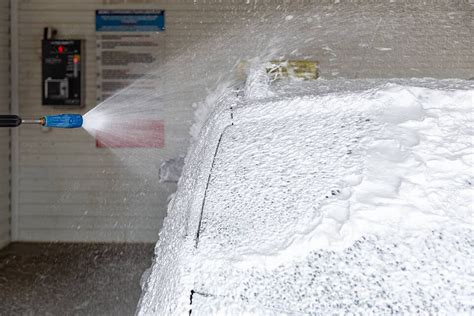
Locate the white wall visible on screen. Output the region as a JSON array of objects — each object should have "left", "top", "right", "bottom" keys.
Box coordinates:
[
  {"left": 14, "top": 0, "right": 473, "bottom": 243},
  {"left": 0, "top": 0, "right": 10, "bottom": 249}
]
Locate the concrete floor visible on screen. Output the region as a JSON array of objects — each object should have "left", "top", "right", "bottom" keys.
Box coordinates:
[{"left": 0, "top": 242, "right": 154, "bottom": 315}]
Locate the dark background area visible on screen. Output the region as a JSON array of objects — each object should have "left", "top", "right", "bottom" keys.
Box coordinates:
[{"left": 0, "top": 243, "right": 154, "bottom": 315}]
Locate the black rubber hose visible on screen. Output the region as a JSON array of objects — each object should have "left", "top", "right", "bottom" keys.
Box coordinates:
[{"left": 0, "top": 115, "right": 22, "bottom": 127}]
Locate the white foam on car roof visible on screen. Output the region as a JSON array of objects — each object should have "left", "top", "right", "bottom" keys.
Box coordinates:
[{"left": 138, "top": 79, "right": 473, "bottom": 315}]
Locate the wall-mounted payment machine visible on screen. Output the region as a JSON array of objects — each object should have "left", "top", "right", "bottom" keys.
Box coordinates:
[{"left": 42, "top": 39, "right": 84, "bottom": 106}]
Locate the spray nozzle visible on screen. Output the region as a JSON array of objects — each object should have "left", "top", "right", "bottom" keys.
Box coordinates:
[
  {"left": 0, "top": 114, "right": 83, "bottom": 129},
  {"left": 42, "top": 114, "right": 83, "bottom": 128}
]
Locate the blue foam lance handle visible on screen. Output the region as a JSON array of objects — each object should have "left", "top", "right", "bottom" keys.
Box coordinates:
[{"left": 43, "top": 114, "right": 83, "bottom": 128}]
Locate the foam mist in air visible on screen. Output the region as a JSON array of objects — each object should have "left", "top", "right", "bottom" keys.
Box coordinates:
[{"left": 76, "top": 2, "right": 468, "bottom": 243}]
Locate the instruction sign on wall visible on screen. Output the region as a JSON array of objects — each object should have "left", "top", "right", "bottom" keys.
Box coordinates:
[
  {"left": 95, "top": 10, "right": 166, "bottom": 148},
  {"left": 96, "top": 10, "right": 165, "bottom": 32},
  {"left": 96, "top": 10, "right": 166, "bottom": 102}
]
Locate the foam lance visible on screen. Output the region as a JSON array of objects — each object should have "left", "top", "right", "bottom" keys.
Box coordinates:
[{"left": 0, "top": 114, "right": 83, "bottom": 129}]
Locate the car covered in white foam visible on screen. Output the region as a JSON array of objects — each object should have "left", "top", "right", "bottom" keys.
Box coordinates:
[{"left": 138, "top": 78, "right": 473, "bottom": 315}]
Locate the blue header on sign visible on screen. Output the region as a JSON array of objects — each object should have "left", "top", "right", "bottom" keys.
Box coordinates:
[{"left": 96, "top": 10, "right": 165, "bottom": 32}]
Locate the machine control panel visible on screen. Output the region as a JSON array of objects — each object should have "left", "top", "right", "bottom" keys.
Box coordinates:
[{"left": 42, "top": 39, "right": 84, "bottom": 106}]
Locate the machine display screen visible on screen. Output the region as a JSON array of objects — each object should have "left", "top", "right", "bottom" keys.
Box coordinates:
[{"left": 42, "top": 39, "right": 83, "bottom": 106}]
